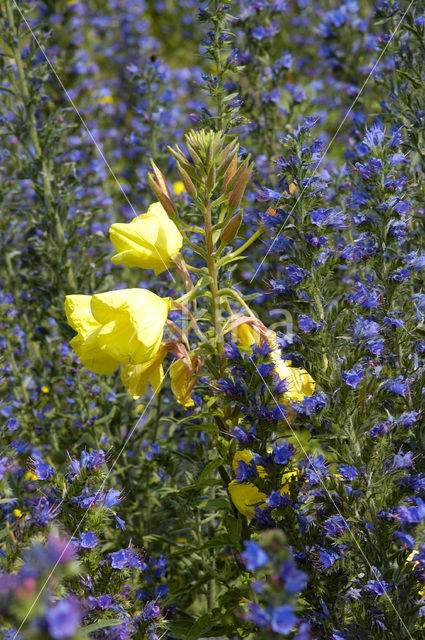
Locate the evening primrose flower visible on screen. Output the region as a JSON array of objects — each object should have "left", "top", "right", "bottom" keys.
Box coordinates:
[
  {"left": 109, "top": 202, "right": 183, "bottom": 274},
  {"left": 65, "top": 289, "right": 170, "bottom": 372},
  {"left": 121, "top": 347, "right": 167, "bottom": 399},
  {"left": 228, "top": 450, "right": 298, "bottom": 518}
]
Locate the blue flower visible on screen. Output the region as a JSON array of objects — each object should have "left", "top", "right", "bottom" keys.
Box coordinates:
[
  {"left": 80, "top": 531, "right": 99, "bottom": 549},
  {"left": 364, "top": 579, "right": 389, "bottom": 596},
  {"left": 280, "top": 560, "right": 308, "bottom": 593},
  {"left": 271, "top": 604, "right": 298, "bottom": 634},
  {"left": 246, "top": 602, "right": 270, "bottom": 627},
  {"left": 338, "top": 465, "right": 358, "bottom": 481},
  {"left": 242, "top": 541, "right": 269, "bottom": 571},
  {"left": 273, "top": 440, "right": 294, "bottom": 465},
  {"left": 5, "top": 417, "right": 19, "bottom": 431},
  {"left": 46, "top": 598, "right": 81, "bottom": 639},
  {"left": 142, "top": 601, "right": 161, "bottom": 621},
  {"left": 30, "top": 459, "right": 55, "bottom": 480},
  {"left": 342, "top": 364, "right": 363, "bottom": 388}
]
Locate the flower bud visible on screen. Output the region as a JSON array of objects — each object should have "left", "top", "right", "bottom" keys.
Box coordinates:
[
  {"left": 177, "top": 162, "right": 197, "bottom": 198},
  {"left": 228, "top": 164, "right": 253, "bottom": 213},
  {"left": 221, "top": 210, "right": 243, "bottom": 244},
  {"left": 148, "top": 174, "right": 177, "bottom": 217}
]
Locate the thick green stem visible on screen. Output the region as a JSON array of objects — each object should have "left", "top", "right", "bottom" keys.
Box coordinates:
[{"left": 205, "top": 201, "right": 225, "bottom": 377}]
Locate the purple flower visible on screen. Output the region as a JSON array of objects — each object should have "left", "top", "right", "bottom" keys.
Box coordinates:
[
  {"left": 142, "top": 600, "right": 161, "bottom": 621},
  {"left": 242, "top": 541, "right": 269, "bottom": 571},
  {"left": 46, "top": 598, "right": 81, "bottom": 639},
  {"left": 271, "top": 605, "right": 298, "bottom": 634}
]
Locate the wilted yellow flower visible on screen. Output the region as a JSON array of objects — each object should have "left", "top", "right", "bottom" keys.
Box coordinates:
[
  {"left": 234, "top": 323, "right": 260, "bottom": 349},
  {"left": 272, "top": 354, "right": 315, "bottom": 405},
  {"left": 228, "top": 450, "right": 298, "bottom": 518},
  {"left": 65, "top": 289, "right": 170, "bottom": 371},
  {"left": 109, "top": 202, "right": 183, "bottom": 275},
  {"left": 232, "top": 324, "right": 315, "bottom": 407},
  {"left": 269, "top": 337, "right": 315, "bottom": 407},
  {"left": 121, "top": 347, "right": 167, "bottom": 399},
  {"left": 170, "top": 358, "right": 194, "bottom": 408}
]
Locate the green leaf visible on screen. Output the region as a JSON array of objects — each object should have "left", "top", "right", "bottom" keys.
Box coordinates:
[
  {"left": 79, "top": 619, "right": 122, "bottom": 637},
  {"left": 199, "top": 457, "right": 224, "bottom": 483}
]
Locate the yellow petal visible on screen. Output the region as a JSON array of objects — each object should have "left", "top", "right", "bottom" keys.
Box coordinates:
[
  {"left": 65, "top": 295, "right": 99, "bottom": 340},
  {"left": 269, "top": 336, "right": 315, "bottom": 406},
  {"left": 228, "top": 480, "right": 267, "bottom": 518},
  {"left": 234, "top": 323, "right": 260, "bottom": 349},
  {"left": 91, "top": 289, "right": 169, "bottom": 364},
  {"left": 232, "top": 450, "right": 267, "bottom": 479},
  {"left": 70, "top": 333, "right": 120, "bottom": 374},
  {"left": 121, "top": 347, "right": 166, "bottom": 399}
]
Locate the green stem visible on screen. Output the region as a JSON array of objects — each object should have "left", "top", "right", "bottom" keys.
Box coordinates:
[
  {"left": 219, "top": 288, "right": 255, "bottom": 317},
  {"left": 218, "top": 227, "right": 265, "bottom": 263}
]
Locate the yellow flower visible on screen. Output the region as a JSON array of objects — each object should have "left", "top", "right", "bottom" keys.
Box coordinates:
[
  {"left": 170, "top": 359, "right": 194, "bottom": 408},
  {"left": 407, "top": 551, "right": 425, "bottom": 596},
  {"left": 269, "top": 338, "right": 315, "bottom": 407},
  {"left": 24, "top": 471, "right": 38, "bottom": 481},
  {"left": 109, "top": 202, "right": 183, "bottom": 275},
  {"left": 99, "top": 94, "right": 114, "bottom": 105},
  {"left": 40, "top": 385, "right": 49, "bottom": 393},
  {"left": 13, "top": 509, "right": 23, "bottom": 518},
  {"left": 121, "top": 347, "right": 167, "bottom": 399},
  {"left": 228, "top": 450, "right": 298, "bottom": 518},
  {"left": 173, "top": 181, "right": 185, "bottom": 195},
  {"left": 65, "top": 289, "right": 170, "bottom": 371}
]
